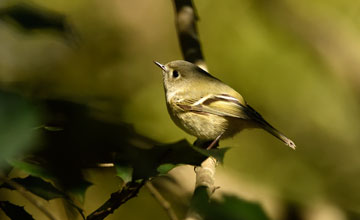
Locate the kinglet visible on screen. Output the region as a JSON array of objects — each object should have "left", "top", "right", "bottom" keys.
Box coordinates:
[{"left": 154, "top": 60, "right": 295, "bottom": 150}]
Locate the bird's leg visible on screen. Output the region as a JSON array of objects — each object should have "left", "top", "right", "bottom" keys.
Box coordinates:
[
  {"left": 206, "top": 134, "right": 222, "bottom": 150},
  {"left": 194, "top": 133, "right": 223, "bottom": 150}
]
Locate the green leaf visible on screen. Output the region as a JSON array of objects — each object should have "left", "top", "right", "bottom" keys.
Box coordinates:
[
  {"left": 211, "top": 195, "right": 269, "bottom": 220},
  {"left": 156, "top": 163, "right": 177, "bottom": 174},
  {"left": 0, "top": 201, "right": 34, "bottom": 220},
  {"left": 1, "top": 176, "right": 66, "bottom": 201},
  {"left": 112, "top": 139, "right": 231, "bottom": 180},
  {"left": 114, "top": 139, "right": 209, "bottom": 180},
  {"left": 115, "top": 164, "right": 133, "bottom": 184},
  {"left": 9, "top": 160, "right": 54, "bottom": 179},
  {"left": 0, "top": 91, "right": 39, "bottom": 169},
  {"left": 191, "top": 188, "right": 270, "bottom": 220}
]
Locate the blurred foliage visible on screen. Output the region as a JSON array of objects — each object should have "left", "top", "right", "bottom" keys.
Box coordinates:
[
  {"left": 191, "top": 186, "right": 269, "bottom": 220},
  {"left": 1, "top": 176, "right": 67, "bottom": 201},
  {"left": 0, "top": 201, "right": 34, "bottom": 220},
  {"left": 0, "top": 91, "right": 38, "bottom": 169},
  {"left": 0, "top": 3, "right": 74, "bottom": 40},
  {"left": 0, "top": 93, "right": 227, "bottom": 218},
  {"left": 0, "top": 175, "right": 85, "bottom": 219},
  {"left": 0, "top": 0, "right": 359, "bottom": 219}
]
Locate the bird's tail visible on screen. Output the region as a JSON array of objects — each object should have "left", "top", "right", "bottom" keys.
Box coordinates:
[
  {"left": 245, "top": 105, "right": 296, "bottom": 150},
  {"left": 261, "top": 123, "right": 296, "bottom": 150}
]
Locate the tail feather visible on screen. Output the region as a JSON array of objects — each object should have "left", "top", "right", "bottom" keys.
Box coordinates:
[{"left": 245, "top": 105, "right": 296, "bottom": 150}]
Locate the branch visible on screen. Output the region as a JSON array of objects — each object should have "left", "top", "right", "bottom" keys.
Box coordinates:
[
  {"left": 146, "top": 181, "right": 179, "bottom": 220},
  {"left": 184, "top": 157, "right": 217, "bottom": 220},
  {"left": 86, "top": 180, "right": 145, "bottom": 220},
  {"left": 173, "top": 0, "right": 207, "bottom": 71},
  {"left": 0, "top": 175, "right": 58, "bottom": 220},
  {"left": 172, "top": 1, "right": 217, "bottom": 220}
]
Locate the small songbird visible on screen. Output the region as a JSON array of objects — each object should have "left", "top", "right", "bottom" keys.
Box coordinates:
[{"left": 154, "top": 60, "right": 295, "bottom": 150}]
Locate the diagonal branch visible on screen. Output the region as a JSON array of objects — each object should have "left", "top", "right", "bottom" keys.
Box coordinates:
[
  {"left": 146, "top": 181, "right": 179, "bottom": 220},
  {"left": 86, "top": 180, "right": 145, "bottom": 220}
]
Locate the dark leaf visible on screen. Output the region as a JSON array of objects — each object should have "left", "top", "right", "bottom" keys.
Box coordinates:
[
  {"left": 0, "top": 201, "right": 34, "bottom": 220},
  {"left": 1, "top": 176, "right": 66, "bottom": 201},
  {"left": 67, "top": 179, "right": 92, "bottom": 204},
  {"left": 122, "top": 140, "right": 229, "bottom": 179},
  {"left": 191, "top": 187, "right": 269, "bottom": 220},
  {"left": 114, "top": 139, "right": 209, "bottom": 180},
  {"left": 0, "top": 3, "right": 78, "bottom": 44},
  {"left": 192, "top": 146, "right": 230, "bottom": 164},
  {"left": 0, "top": 3, "right": 65, "bottom": 30},
  {"left": 209, "top": 195, "right": 269, "bottom": 220},
  {"left": 0, "top": 175, "right": 86, "bottom": 219}
]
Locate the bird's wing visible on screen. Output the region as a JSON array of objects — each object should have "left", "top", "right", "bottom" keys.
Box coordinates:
[
  {"left": 175, "top": 94, "right": 250, "bottom": 119},
  {"left": 174, "top": 94, "right": 297, "bottom": 149}
]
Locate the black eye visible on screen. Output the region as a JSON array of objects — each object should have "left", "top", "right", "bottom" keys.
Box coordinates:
[{"left": 172, "top": 70, "right": 179, "bottom": 78}]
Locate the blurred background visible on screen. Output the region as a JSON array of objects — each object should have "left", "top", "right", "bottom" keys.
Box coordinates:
[{"left": 0, "top": 0, "right": 360, "bottom": 219}]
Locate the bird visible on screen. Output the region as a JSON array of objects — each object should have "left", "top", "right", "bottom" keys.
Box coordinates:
[{"left": 154, "top": 60, "right": 295, "bottom": 150}]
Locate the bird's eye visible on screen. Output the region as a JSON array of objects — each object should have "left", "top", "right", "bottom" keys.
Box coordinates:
[{"left": 172, "top": 70, "right": 179, "bottom": 78}]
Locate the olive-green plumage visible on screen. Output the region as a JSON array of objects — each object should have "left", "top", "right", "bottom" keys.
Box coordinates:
[{"left": 154, "top": 60, "right": 295, "bottom": 149}]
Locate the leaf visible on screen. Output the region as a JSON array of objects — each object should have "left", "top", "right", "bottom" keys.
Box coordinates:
[
  {"left": 0, "top": 91, "right": 39, "bottom": 169},
  {"left": 1, "top": 176, "right": 66, "bottom": 201},
  {"left": 191, "top": 187, "right": 270, "bottom": 220},
  {"left": 209, "top": 195, "right": 269, "bottom": 220},
  {"left": 115, "top": 164, "right": 133, "bottom": 184},
  {"left": 156, "top": 163, "right": 177, "bottom": 174},
  {"left": 0, "top": 3, "right": 64, "bottom": 30},
  {"left": 11, "top": 159, "right": 91, "bottom": 204},
  {"left": 114, "top": 139, "right": 209, "bottom": 180},
  {"left": 66, "top": 179, "right": 92, "bottom": 204},
  {"left": 0, "top": 201, "right": 34, "bottom": 220},
  {"left": 130, "top": 141, "right": 229, "bottom": 178},
  {"left": 0, "top": 175, "right": 86, "bottom": 219},
  {"left": 0, "top": 2, "right": 77, "bottom": 44},
  {"left": 9, "top": 160, "right": 54, "bottom": 180},
  {"left": 192, "top": 146, "right": 230, "bottom": 164}
]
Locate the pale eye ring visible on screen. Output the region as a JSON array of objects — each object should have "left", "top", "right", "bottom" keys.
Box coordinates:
[{"left": 172, "top": 70, "right": 179, "bottom": 78}]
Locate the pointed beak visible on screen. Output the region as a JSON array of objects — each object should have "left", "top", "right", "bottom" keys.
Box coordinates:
[{"left": 153, "top": 61, "right": 167, "bottom": 71}]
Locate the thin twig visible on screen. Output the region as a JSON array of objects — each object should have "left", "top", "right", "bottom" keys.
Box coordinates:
[
  {"left": 172, "top": 1, "right": 217, "bottom": 220},
  {"left": 146, "top": 181, "right": 179, "bottom": 220},
  {"left": 86, "top": 180, "right": 145, "bottom": 220},
  {"left": 0, "top": 175, "right": 58, "bottom": 220}
]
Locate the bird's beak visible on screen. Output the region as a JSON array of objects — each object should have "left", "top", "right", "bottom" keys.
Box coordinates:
[{"left": 153, "top": 61, "right": 167, "bottom": 71}]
